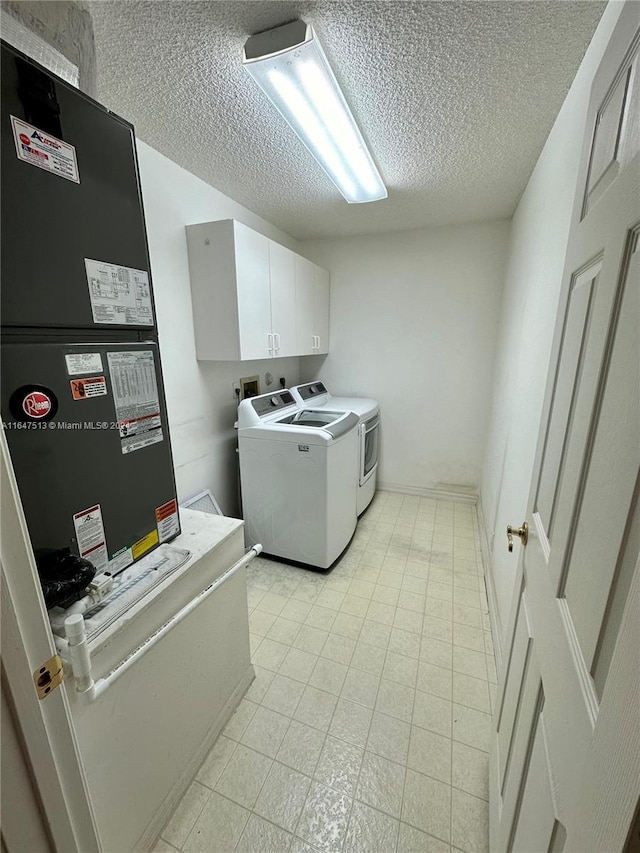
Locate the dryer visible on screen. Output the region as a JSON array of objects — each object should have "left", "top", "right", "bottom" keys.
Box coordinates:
[
  {"left": 237, "top": 390, "right": 359, "bottom": 569},
  {"left": 290, "top": 382, "right": 380, "bottom": 515}
]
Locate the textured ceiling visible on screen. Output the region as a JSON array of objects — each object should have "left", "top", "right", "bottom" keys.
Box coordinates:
[{"left": 87, "top": 1, "right": 605, "bottom": 240}]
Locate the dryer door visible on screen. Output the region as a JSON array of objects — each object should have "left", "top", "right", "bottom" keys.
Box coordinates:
[{"left": 360, "top": 414, "right": 380, "bottom": 485}]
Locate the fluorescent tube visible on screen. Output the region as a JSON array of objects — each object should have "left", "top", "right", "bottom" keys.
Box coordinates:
[{"left": 243, "top": 21, "right": 387, "bottom": 204}]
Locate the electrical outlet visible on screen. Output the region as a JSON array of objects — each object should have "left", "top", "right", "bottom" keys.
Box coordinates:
[{"left": 232, "top": 382, "right": 241, "bottom": 402}]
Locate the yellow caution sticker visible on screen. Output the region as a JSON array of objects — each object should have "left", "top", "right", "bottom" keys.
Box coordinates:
[{"left": 132, "top": 529, "right": 159, "bottom": 561}]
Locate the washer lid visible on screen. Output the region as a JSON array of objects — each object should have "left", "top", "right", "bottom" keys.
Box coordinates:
[{"left": 276, "top": 409, "right": 358, "bottom": 439}]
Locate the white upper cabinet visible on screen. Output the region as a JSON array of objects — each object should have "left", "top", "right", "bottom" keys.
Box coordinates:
[
  {"left": 268, "top": 241, "right": 297, "bottom": 358},
  {"left": 186, "top": 219, "right": 329, "bottom": 361},
  {"left": 295, "top": 256, "right": 330, "bottom": 355}
]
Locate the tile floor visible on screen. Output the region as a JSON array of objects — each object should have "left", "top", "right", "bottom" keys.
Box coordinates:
[{"left": 157, "top": 492, "right": 497, "bottom": 853}]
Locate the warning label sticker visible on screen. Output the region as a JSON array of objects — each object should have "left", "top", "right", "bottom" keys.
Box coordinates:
[
  {"left": 85, "top": 258, "right": 154, "bottom": 327},
  {"left": 73, "top": 504, "right": 108, "bottom": 573},
  {"left": 11, "top": 116, "right": 80, "bottom": 183},
  {"left": 132, "top": 530, "right": 159, "bottom": 561},
  {"left": 108, "top": 547, "right": 133, "bottom": 575},
  {"left": 65, "top": 352, "right": 104, "bottom": 376},
  {"left": 70, "top": 376, "right": 107, "bottom": 400},
  {"left": 155, "top": 499, "right": 180, "bottom": 543},
  {"left": 107, "top": 350, "right": 164, "bottom": 454}
]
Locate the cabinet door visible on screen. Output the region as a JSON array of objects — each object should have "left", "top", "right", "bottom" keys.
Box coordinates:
[
  {"left": 295, "top": 255, "right": 316, "bottom": 355},
  {"left": 234, "top": 223, "right": 272, "bottom": 360},
  {"left": 269, "top": 242, "right": 297, "bottom": 357},
  {"left": 313, "top": 265, "right": 330, "bottom": 354}
]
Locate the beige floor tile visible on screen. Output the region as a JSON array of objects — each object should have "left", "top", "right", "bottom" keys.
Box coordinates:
[
  {"left": 402, "top": 769, "right": 451, "bottom": 843},
  {"left": 306, "top": 605, "right": 338, "bottom": 632},
  {"left": 253, "top": 761, "right": 312, "bottom": 832},
  {"left": 452, "top": 672, "right": 491, "bottom": 713},
  {"left": 366, "top": 599, "right": 396, "bottom": 626},
  {"left": 309, "top": 657, "right": 349, "bottom": 696},
  {"left": 329, "top": 698, "right": 373, "bottom": 747},
  {"left": 341, "top": 667, "right": 380, "bottom": 708},
  {"left": 419, "top": 638, "right": 453, "bottom": 669},
  {"left": 378, "top": 570, "right": 404, "bottom": 589},
  {"left": 279, "top": 647, "right": 319, "bottom": 683},
  {"left": 389, "top": 627, "right": 422, "bottom": 659},
  {"left": 195, "top": 735, "right": 237, "bottom": 789},
  {"left": 452, "top": 604, "right": 483, "bottom": 629},
  {"left": 359, "top": 620, "right": 392, "bottom": 650},
  {"left": 425, "top": 597, "right": 453, "bottom": 621},
  {"left": 261, "top": 674, "right": 305, "bottom": 717},
  {"left": 394, "top": 607, "right": 424, "bottom": 635},
  {"left": 161, "top": 781, "right": 210, "bottom": 848},
  {"left": 383, "top": 650, "right": 419, "bottom": 688},
  {"left": 245, "top": 666, "right": 276, "bottom": 704},
  {"left": 267, "top": 616, "right": 302, "bottom": 646},
  {"left": 240, "top": 705, "right": 291, "bottom": 758},
  {"left": 397, "top": 822, "right": 451, "bottom": 852},
  {"left": 222, "top": 698, "right": 258, "bottom": 741},
  {"left": 235, "top": 814, "right": 293, "bottom": 853},
  {"left": 401, "top": 575, "right": 428, "bottom": 596},
  {"left": 316, "top": 588, "right": 347, "bottom": 611},
  {"left": 332, "top": 611, "right": 365, "bottom": 640},
  {"left": 257, "top": 592, "right": 290, "bottom": 616},
  {"left": 417, "top": 662, "right": 453, "bottom": 702},
  {"left": 454, "top": 572, "right": 479, "bottom": 592},
  {"left": 151, "top": 839, "right": 179, "bottom": 853},
  {"left": 427, "top": 581, "right": 454, "bottom": 603},
  {"left": 322, "top": 633, "right": 357, "bottom": 666},
  {"left": 422, "top": 616, "right": 453, "bottom": 644},
  {"left": 451, "top": 788, "right": 489, "bottom": 853},
  {"left": 296, "top": 781, "right": 352, "bottom": 852},
  {"left": 356, "top": 751, "right": 405, "bottom": 818},
  {"left": 350, "top": 640, "right": 387, "bottom": 676},
  {"left": 343, "top": 800, "right": 399, "bottom": 853},
  {"left": 280, "top": 598, "right": 313, "bottom": 624},
  {"left": 453, "top": 646, "right": 488, "bottom": 680},
  {"left": 182, "top": 791, "right": 249, "bottom": 852},
  {"left": 367, "top": 710, "right": 411, "bottom": 765},
  {"left": 398, "top": 590, "right": 426, "bottom": 613},
  {"left": 214, "top": 744, "right": 272, "bottom": 808},
  {"left": 349, "top": 579, "right": 376, "bottom": 599},
  {"left": 293, "top": 624, "right": 329, "bottom": 655},
  {"left": 314, "top": 735, "right": 364, "bottom": 796},
  {"left": 452, "top": 704, "right": 492, "bottom": 753},
  {"left": 294, "top": 685, "right": 339, "bottom": 732},
  {"left": 375, "top": 678, "right": 415, "bottom": 723},
  {"left": 453, "top": 623, "right": 485, "bottom": 653},
  {"left": 252, "top": 638, "right": 291, "bottom": 672},
  {"left": 341, "top": 594, "right": 370, "bottom": 618},
  {"left": 249, "top": 609, "right": 278, "bottom": 637},
  {"left": 408, "top": 726, "right": 451, "bottom": 784},
  {"left": 372, "top": 584, "right": 401, "bottom": 606},
  {"left": 452, "top": 741, "right": 489, "bottom": 801},
  {"left": 413, "top": 691, "right": 452, "bottom": 738},
  {"left": 453, "top": 587, "right": 482, "bottom": 610},
  {"left": 276, "top": 719, "right": 326, "bottom": 776}
]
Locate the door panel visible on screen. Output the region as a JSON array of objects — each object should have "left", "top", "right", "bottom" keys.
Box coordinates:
[
  {"left": 269, "top": 242, "right": 297, "bottom": 357},
  {"left": 490, "top": 6, "right": 640, "bottom": 852}
]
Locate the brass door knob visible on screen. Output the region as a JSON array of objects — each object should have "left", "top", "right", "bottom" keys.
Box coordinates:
[{"left": 507, "top": 522, "right": 528, "bottom": 552}]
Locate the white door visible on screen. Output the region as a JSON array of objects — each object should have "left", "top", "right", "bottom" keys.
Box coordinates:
[
  {"left": 234, "top": 222, "right": 272, "bottom": 359},
  {"left": 268, "top": 241, "right": 297, "bottom": 357},
  {"left": 1, "top": 433, "right": 102, "bottom": 852},
  {"left": 490, "top": 7, "right": 640, "bottom": 852},
  {"left": 295, "top": 254, "right": 317, "bottom": 355},
  {"left": 313, "top": 264, "right": 330, "bottom": 354}
]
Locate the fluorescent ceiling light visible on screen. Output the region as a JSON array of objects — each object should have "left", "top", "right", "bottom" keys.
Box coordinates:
[{"left": 243, "top": 20, "right": 387, "bottom": 204}]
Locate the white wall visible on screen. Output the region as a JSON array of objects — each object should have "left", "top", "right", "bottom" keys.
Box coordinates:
[
  {"left": 479, "top": 1, "right": 625, "bottom": 653},
  {"left": 299, "top": 222, "right": 510, "bottom": 496},
  {"left": 137, "top": 142, "right": 302, "bottom": 516}
]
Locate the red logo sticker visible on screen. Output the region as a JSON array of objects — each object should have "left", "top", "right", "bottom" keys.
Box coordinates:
[
  {"left": 22, "top": 391, "right": 52, "bottom": 419},
  {"left": 19, "top": 133, "right": 31, "bottom": 146}
]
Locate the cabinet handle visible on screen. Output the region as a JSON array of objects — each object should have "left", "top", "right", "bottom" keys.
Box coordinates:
[
  {"left": 274, "top": 333, "right": 281, "bottom": 353},
  {"left": 267, "top": 333, "right": 274, "bottom": 354}
]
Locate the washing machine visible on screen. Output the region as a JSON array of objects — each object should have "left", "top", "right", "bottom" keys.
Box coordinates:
[
  {"left": 237, "top": 390, "right": 359, "bottom": 569},
  {"left": 290, "top": 382, "right": 380, "bottom": 515}
]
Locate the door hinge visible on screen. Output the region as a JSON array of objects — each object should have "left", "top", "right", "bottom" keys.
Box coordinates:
[{"left": 33, "top": 654, "right": 64, "bottom": 700}]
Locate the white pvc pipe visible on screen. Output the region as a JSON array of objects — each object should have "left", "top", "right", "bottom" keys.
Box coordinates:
[{"left": 65, "top": 544, "right": 262, "bottom": 704}]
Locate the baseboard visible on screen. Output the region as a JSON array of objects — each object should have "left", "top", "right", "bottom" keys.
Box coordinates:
[
  {"left": 476, "top": 496, "right": 503, "bottom": 674},
  {"left": 377, "top": 482, "right": 478, "bottom": 505},
  {"left": 135, "top": 663, "right": 255, "bottom": 852}
]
